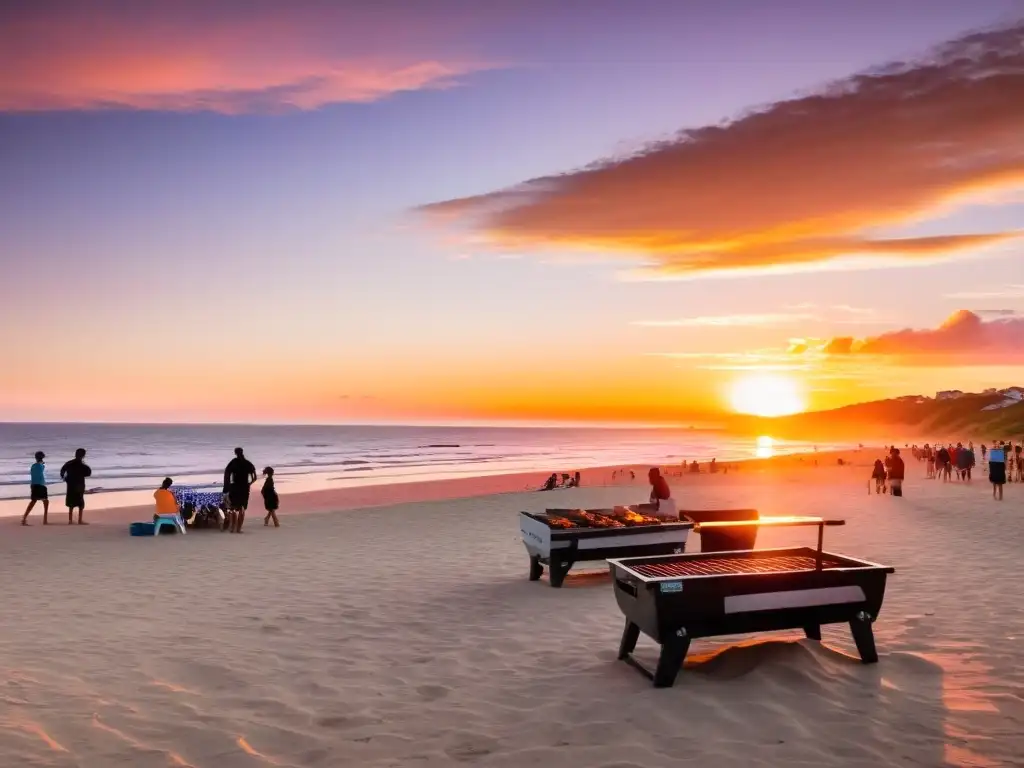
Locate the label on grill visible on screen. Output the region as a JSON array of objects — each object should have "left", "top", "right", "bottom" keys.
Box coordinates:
[{"left": 659, "top": 581, "right": 683, "bottom": 593}]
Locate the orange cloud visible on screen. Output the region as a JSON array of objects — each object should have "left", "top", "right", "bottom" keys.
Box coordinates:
[
  {"left": 421, "top": 22, "right": 1024, "bottom": 276},
  {"left": 0, "top": 3, "right": 492, "bottom": 113},
  {"left": 810, "top": 310, "right": 1024, "bottom": 365}
]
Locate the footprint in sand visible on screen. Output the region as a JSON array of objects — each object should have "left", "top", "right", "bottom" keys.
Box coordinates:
[
  {"left": 316, "top": 714, "right": 382, "bottom": 729},
  {"left": 444, "top": 733, "right": 500, "bottom": 762},
  {"left": 416, "top": 684, "right": 449, "bottom": 702}
]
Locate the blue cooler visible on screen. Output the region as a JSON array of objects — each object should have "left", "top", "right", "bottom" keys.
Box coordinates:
[{"left": 129, "top": 522, "right": 156, "bottom": 536}]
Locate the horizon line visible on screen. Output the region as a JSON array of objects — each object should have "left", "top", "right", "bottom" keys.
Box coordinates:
[{"left": 0, "top": 418, "right": 726, "bottom": 431}]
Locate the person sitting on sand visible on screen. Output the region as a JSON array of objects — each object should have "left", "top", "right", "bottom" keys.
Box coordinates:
[
  {"left": 639, "top": 468, "right": 677, "bottom": 520},
  {"left": 154, "top": 477, "right": 179, "bottom": 518},
  {"left": 871, "top": 459, "right": 887, "bottom": 494},
  {"left": 262, "top": 467, "right": 280, "bottom": 527},
  {"left": 540, "top": 473, "right": 558, "bottom": 491}
]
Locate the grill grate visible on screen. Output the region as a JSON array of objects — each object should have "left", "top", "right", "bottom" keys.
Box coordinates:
[{"left": 630, "top": 554, "right": 842, "bottom": 579}]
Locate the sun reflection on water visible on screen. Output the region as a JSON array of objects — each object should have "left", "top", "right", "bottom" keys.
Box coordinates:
[{"left": 755, "top": 435, "right": 775, "bottom": 459}]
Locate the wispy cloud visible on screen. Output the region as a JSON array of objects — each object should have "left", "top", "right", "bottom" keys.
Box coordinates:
[
  {"left": 421, "top": 22, "right": 1024, "bottom": 277},
  {"left": 633, "top": 313, "right": 813, "bottom": 328},
  {"left": 974, "top": 309, "right": 1020, "bottom": 318},
  {"left": 784, "top": 303, "right": 896, "bottom": 326},
  {"left": 943, "top": 284, "right": 1024, "bottom": 300},
  {"left": 0, "top": 2, "right": 496, "bottom": 113}
]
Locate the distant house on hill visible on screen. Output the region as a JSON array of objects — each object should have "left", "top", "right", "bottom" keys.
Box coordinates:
[{"left": 936, "top": 390, "right": 965, "bottom": 401}]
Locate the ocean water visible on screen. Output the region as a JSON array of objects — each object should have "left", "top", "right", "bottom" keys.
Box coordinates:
[{"left": 0, "top": 423, "right": 830, "bottom": 515}]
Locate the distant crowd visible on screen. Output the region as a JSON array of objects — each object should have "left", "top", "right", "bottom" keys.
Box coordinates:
[
  {"left": 21, "top": 447, "right": 282, "bottom": 530},
  {"left": 906, "top": 440, "right": 1022, "bottom": 500}
]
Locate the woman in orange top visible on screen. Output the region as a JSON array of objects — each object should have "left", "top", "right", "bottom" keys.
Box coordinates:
[{"left": 154, "top": 477, "right": 179, "bottom": 516}]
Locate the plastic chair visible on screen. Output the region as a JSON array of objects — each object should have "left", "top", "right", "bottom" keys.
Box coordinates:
[{"left": 153, "top": 513, "right": 187, "bottom": 535}]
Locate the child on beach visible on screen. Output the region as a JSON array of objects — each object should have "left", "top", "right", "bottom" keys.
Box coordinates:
[
  {"left": 871, "top": 459, "right": 886, "bottom": 494},
  {"left": 22, "top": 451, "right": 49, "bottom": 525},
  {"left": 262, "top": 467, "right": 280, "bottom": 527}
]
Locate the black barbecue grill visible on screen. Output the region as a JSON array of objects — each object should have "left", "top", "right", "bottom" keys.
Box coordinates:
[
  {"left": 608, "top": 516, "right": 895, "bottom": 688},
  {"left": 628, "top": 552, "right": 846, "bottom": 579}
]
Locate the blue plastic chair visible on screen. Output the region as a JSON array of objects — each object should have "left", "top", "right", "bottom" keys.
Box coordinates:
[{"left": 153, "top": 513, "right": 187, "bottom": 535}]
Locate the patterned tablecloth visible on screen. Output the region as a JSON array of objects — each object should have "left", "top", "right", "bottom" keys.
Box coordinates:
[{"left": 172, "top": 487, "right": 225, "bottom": 509}]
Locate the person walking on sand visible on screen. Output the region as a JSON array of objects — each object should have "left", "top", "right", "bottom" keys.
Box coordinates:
[
  {"left": 935, "top": 445, "right": 950, "bottom": 482},
  {"left": 888, "top": 447, "right": 905, "bottom": 497},
  {"left": 224, "top": 447, "right": 257, "bottom": 533},
  {"left": 261, "top": 467, "right": 280, "bottom": 527},
  {"left": 60, "top": 448, "right": 92, "bottom": 525},
  {"left": 22, "top": 451, "right": 50, "bottom": 525},
  {"left": 989, "top": 444, "right": 1006, "bottom": 500},
  {"left": 871, "top": 459, "right": 887, "bottom": 494}
]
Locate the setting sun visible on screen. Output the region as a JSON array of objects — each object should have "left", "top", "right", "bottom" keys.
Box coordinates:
[{"left": 729, "top": 373, "right": 806, "bottom": 417}]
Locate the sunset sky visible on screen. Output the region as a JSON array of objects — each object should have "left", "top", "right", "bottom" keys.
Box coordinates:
[{"left": 2, "top": 0, "right": 1023, "bottom": 425}]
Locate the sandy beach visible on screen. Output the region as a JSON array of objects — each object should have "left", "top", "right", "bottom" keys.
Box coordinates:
[{"left": 2, "top": 453, "right": 1021, "bottom": 767}]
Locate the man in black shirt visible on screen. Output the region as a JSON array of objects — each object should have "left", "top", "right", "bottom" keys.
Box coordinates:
[
  {"left": 60, "top": 448, "right": 92, "bottom": 525},
  {"left": 223, "top": 447, "right": 257, "bottom": 533}
]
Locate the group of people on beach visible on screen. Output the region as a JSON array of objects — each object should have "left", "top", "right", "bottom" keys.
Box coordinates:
[
  {"left": 539, "top": 471, "right": 581, "bottom": 491},
  {"left": 21, "top": 446, "right": 282, "bottom": 530},
  {"left": 909, "top": 440, "right": 1022, "bottom": 500},
  {"left": 21, "top": 448, "right": 92, "bottom": 525}
]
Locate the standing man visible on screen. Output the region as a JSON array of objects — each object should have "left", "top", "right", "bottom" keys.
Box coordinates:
[
  {"left": 223, "top": 447, "right": 257, "bottom": 533},
  {"left": 888, "top": 447, "right": 905, "bottom": 497},
  {"left": 60, "top": 448, "right": 92, "bottom": 525},
  {"left": 22, "top": 451, "right": 50, "bottom": 525}
]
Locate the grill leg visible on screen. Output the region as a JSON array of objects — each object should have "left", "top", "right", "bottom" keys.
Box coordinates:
[
  {"left": 618, "top": 621, "right": 640, "bottom": 660},
  {"left": 653, "top": 632, "right": 690, "bottom": 688},
  {"left": 850, "top": 612, "right": 878, "bottom": 663},
  {"left": 804, "top": 624, "right": 821, "bottom": 641},
  {"left": 549, "top": 559, "right": 573, "bottom": 588},
  {"left": 528, "top": 556, "right": 543, "bottom": 581}
]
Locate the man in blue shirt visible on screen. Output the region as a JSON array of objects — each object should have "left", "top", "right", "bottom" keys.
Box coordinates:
[
  {"left": 22, "top": 451, "right": 49, "bottom": 525},
  {"left": 989, "top": 445, "right": 1006, "bottom": 501}
]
